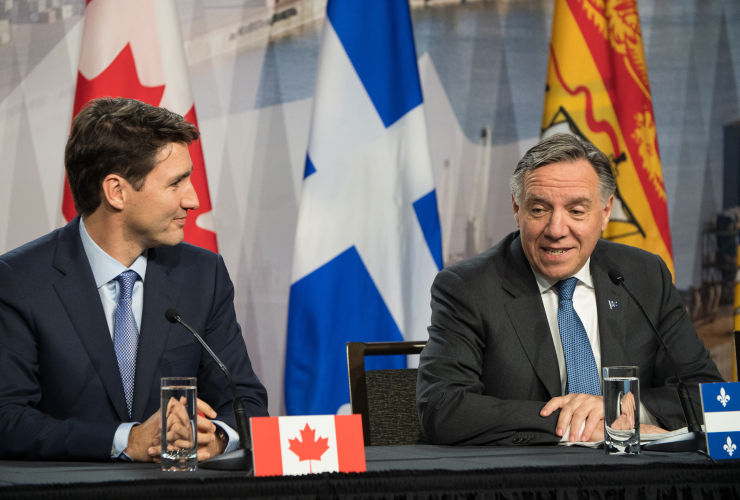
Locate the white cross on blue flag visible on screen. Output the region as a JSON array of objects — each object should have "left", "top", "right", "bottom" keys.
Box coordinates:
[{"left": 285, "top": 0, "right": 443, "bottom": 416}]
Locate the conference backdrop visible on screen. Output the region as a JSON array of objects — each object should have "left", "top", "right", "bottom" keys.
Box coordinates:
[{"left": 0, "top": 0, "right": 738, "bottom": 415}]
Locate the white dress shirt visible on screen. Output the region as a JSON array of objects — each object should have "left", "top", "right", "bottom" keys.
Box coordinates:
[
  {"left": 531, "top": 258, "right": 657, "bottom": 441},
  {"left": 79, "top": 219, "right": 238, "bottom": 459}
]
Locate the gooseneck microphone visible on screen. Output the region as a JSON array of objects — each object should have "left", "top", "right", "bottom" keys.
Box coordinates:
[
  {"left": 165, "top": 308, "right": 252, "bottom": 471},
  {"left": 608, "top": 269, "right": 705, "bottom": 452}
]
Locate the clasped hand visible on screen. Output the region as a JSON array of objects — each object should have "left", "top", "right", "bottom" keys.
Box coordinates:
[{"left": 123, "top": 398, "right": 225, "bottom": 462}]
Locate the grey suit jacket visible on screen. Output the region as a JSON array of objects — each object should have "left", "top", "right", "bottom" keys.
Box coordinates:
[{"left": 416, "top": 231, "right": 722, "bottom": 446}]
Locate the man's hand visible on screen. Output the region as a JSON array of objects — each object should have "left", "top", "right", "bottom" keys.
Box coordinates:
[
  {"left": 641, "top": 424, "right": 668, "bottom": 434},
  {"left": 620, "top": 392, "right": 636, "bottom": 421},
  {"left": 124, "top": 410, "right": 160, "bottom": 462},
  {"left": 149, "top": 398, "right": 226, "bottom": 462},
  {"left": 540, "top": 393, "right": 604, "bottom": 442},
  {"left": 194, "top": 399, "right": 226, "bottom": 461},
  {"left": 586, "top": 420, "right": 604, "bottom": 442},
  {"left": 164, "top": 396, "right": 195, "bottom": 450},
  {"left": 611, "top": 391, "right": 636, "bottom": 431}
]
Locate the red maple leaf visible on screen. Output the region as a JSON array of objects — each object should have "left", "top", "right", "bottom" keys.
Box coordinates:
[
  {"left": 62, "top": 40, "right": 219, "bottom": 253},
  {"left": 180, "top": 107, "right": 218, "bottom": 253},
  {"left": 288, "top": 424, "right": 330, "bottom": 473},
  {"left": 73, "top": 42, "right": 165, "bottom": 116},
  {"left": 62, "top": 43, "right": 166, "bottom": 222}
]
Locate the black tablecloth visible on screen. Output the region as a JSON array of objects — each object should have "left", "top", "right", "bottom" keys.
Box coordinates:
[{"left": 1, "top": 445, "right": 738, "bottom": 499}]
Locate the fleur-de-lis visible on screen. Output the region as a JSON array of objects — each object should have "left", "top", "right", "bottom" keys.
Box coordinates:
[
  {"left": 723, "top": 436, "right": 736, "bottom": 457},
  {"left": 717, "top": 387, "right": 730, "bottom": 407}
]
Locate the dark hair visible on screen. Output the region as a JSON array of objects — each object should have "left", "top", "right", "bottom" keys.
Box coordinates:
[
  {"left": 64, "top": 98, "right": 199, "bottom": 215},
  {"left": 510, "top": 133, "right": 616, "bottom": 206}
]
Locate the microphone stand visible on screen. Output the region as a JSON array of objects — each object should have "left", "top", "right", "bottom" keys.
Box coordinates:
[
  {"left": 609, "top": 272, "right": 706, "bottom": 453},
  {"left": 166, "top": 309, "right": 253, "bottom": 472}
]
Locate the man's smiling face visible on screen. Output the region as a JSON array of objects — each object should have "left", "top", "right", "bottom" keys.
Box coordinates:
[
  {"left": 512, "top": 159, "right": 613, "bottom": 280},
  {"left": 122, "top": 142, "right": 199, "bottom": 249}
]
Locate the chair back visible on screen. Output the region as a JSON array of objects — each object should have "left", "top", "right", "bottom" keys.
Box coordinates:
[{"left": 346, "top": 341, "right": 428, "bottom": 446}]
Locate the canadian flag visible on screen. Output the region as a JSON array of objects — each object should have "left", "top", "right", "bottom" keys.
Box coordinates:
[
  {"left": 250, "top": 415, "right": 366, "bottom": 476},
  {"left": 62, "top": 0, "right": 218, "bottom": 252}
]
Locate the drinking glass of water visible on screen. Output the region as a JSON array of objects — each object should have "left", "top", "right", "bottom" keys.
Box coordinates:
[
  {"left": 603, "top": 366, "right": 640, "bottom": 455},
  {"left": 160, "top": 377, "right": 198, "bottom": 471}
]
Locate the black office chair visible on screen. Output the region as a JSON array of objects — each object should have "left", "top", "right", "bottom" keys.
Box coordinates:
[{"left": 346, "top": 341, "right": 429, "bottom": 446}]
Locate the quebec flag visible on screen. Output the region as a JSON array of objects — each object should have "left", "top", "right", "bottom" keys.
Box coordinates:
[
  {"left": 285, "top": 0, "right": 443, "bottom": 416},
  {"left": 700, "top": 382, "right": 740, "bottom": 460}
]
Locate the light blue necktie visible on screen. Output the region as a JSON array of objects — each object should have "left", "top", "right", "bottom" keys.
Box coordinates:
[
  {"left": 555, "top": 277, "right": 601, "bottom": 396},
  {"left": 114, "top": 270, "right": 140, "bottom": 417}
]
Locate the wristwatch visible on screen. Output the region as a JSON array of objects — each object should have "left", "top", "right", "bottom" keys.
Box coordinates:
[{"left": 215, "top": 426, "right": 227, "bottom": 453}]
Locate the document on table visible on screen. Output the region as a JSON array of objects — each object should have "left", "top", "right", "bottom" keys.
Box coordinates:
[{"left": 558, "top": 427, "right": 699, "bottom": 448}]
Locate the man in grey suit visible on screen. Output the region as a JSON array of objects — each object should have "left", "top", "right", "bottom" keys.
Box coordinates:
[{"left": 416, "top": 134, "right": 722, "bottom": 446}]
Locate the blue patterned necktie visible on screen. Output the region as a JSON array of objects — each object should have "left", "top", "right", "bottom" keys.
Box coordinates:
[
  {"left": 114, "top": 270, "right": 140, "bottom": 417},
  {"left": 555, "top": 277, "right": 601, "bottom": 396}
]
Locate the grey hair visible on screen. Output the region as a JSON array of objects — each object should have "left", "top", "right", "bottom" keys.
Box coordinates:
[{"left": 510, "top": 133, "right": 616, "bottom": 207}]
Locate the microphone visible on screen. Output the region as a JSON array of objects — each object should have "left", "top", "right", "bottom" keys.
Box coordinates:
[
  {"left": 165, "top": 308, "right": 252, "bottom": 471},
  {"left": 607, "top": 269, "right": 705, "bottom": 452}
]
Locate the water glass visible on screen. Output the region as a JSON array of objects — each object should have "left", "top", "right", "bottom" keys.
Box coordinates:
[
  {"left": 603, "top": 366, "right": 640, "bottom": 455},
  {"left": 160, "top": 377, "right": 198, "bottom": 471}
]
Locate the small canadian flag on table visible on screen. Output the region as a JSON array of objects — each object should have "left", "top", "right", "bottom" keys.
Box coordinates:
[{"left": 250, "top": 415, "right": 366, "bottom": 476}]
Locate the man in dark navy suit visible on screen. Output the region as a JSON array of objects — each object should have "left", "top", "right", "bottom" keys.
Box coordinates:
[{"left": 0, "top": 98, "right": 268, "bottom": 461}]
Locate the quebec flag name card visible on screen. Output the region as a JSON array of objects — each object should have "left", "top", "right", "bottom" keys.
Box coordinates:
[
  {"left": 250, "top": 414, "right": 366, "bottom": 476},
  {"left": 700, "top": 382, "right": 740, "bottom": 460}
]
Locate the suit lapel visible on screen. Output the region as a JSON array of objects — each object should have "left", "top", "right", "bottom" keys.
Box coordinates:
[
  {"left": 52, "top": 218, "right": 130, "bottom": 422},
  {"left": 590, "top": 243, "right": 630, "bottom": 368},
  {"left": 502, "top": 235, "right": 561, "bottom": 399},
  {"left": 131, "top": 247, "right": 181, "bottom": 421}
]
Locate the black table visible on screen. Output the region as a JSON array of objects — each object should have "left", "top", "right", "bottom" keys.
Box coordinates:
[{"left": 1, "top": 445, "right": 738, "bottom": 499}]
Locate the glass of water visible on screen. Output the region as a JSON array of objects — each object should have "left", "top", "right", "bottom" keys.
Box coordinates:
[
  {"left": 603, "top": 366, "right": 640, "bottom": 455},
  {"left": 161, "top": 377, "right": 198, "bottom": 471}
]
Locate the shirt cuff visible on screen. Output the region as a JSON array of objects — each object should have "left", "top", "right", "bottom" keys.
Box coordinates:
[
  {"left": 639, "top": 402, "right": 658, "bottom": 426},
  {"left": 559, "top": 421, "right": 586, "bottom": 442},
  {"left": 212, "top": 420, "right": 239, "bottom": 453},
  {"left": 111, "top": 422, "right": 139, "bottom": 461}
]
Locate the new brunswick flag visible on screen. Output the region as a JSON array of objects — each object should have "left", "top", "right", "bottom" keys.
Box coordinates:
[{"left": 542, "top": 0, "right": 673, "bottom": 275}]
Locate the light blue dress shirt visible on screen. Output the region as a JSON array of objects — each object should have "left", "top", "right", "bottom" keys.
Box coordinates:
[{"left": 78, "top": 219, "right": 238, "bottom": 460}]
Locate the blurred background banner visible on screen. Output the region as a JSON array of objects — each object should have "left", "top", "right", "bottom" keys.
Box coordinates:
[
  {"left": 285, "top": 0, "right": 441, "bottom": 416},
  {"left": 62, "top": 0, "right": 218, "bottom": 252},
  {"left": 0, "top": 0, "right": 739, "bottom": 413},
  {"left": 542, "top": 0, "right": 673, "bottom": 275}
]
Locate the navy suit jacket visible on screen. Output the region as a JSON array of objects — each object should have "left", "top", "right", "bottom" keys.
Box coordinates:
[
  {"left": 0, "top": 217, "right": 268, "bottom": 460},
  {"left": 417, "top": 231, "right": 723, "bottom": 446}
]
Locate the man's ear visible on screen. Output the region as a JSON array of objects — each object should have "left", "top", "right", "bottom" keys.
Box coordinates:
[
  {"left": 101, "top": 175, "right": 126, "bottom": 211},
  {"left": 512, "top": 195, "right": 520, "bottom": 227},
  {"left": 601, "top": 195, "right": 614, "bottom": 231}
]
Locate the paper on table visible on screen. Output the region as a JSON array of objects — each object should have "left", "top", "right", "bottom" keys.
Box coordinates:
[
  {"left": 641, "top": 426, "right": 694, "bottom": 442},
  {"left": 558, "top": 426, "right": 702, "bottom": 448},
  {"left": 559, "top": 440, "right": 602, "bottom": 448}
]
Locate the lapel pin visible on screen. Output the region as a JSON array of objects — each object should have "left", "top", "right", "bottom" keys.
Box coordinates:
[{"left": 609, "top": 300, "right": 618, "bottom": 309}]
